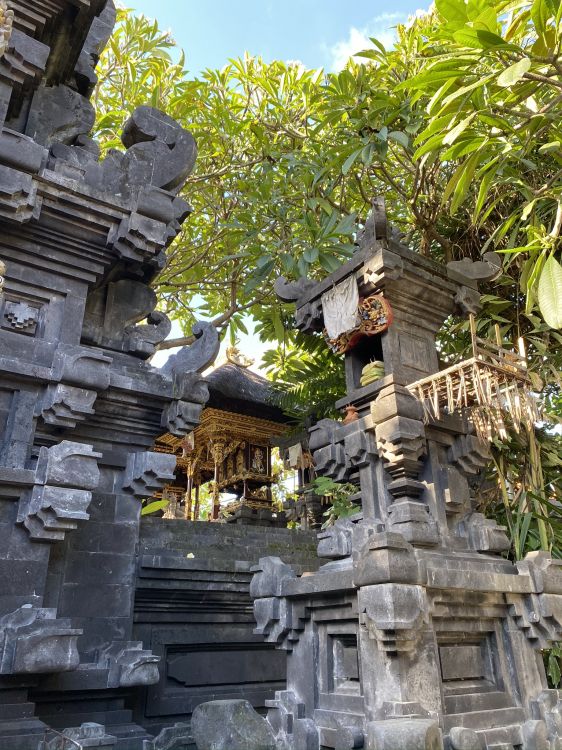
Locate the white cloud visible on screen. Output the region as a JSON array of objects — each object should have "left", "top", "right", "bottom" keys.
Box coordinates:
[{"left": 328, "top": 8, "right": 430, "bottom": 71}]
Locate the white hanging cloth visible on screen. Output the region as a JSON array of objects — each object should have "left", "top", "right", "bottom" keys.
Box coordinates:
[
  {"left": 287, "top": 442, "right": 304, "bottom": 469},
  {"left": 321, "top": 276, "right": 359, "bottom": 339}
]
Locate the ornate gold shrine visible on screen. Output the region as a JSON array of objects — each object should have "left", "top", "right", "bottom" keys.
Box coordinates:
[{"left": 155, "top": 406, "right": 287, "bottom": 521}]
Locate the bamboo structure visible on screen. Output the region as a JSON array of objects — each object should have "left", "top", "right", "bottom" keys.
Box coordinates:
[{"left": 407, "top": 316, "right": 540, "bottom": 440}]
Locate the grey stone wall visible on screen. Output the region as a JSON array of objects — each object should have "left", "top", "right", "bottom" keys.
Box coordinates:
[{"left": 132, "top": 520, "right": 319, "bottom": 739}]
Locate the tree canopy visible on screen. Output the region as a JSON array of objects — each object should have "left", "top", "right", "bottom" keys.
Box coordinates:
[{"left": 93, "top": 0, "right": 561, "bottom": 559}]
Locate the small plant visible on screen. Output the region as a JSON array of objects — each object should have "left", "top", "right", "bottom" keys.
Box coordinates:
[{"left": 311, "top": 476, "right": 359, "bottom": 528}]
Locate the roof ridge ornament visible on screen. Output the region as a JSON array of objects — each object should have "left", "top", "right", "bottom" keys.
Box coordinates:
[{"left": 226, "top": 345, "right": 254, "bottom": 368}]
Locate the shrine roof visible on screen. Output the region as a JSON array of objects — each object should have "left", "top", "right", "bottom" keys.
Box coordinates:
[{"left": 205, "top": 363, "right": 288, "bottom": 423}]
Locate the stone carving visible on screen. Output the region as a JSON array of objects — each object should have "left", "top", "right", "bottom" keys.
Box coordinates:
[
  {"left": 253, "top": 596, "right": 308, "bottom": 651},
  {"left": 85, "top": 105, "right": 197, "bottom": 196},
  {"left": 191, "top": 700, "right": 277, "bottom": 750},
  {"left": 142, "top": 723, "right": 192, "bottom": 750},
  {"left": 250, "top": 556, "right": 297, "bottom": 599},
  {"left": 108, "top": 211, "right": 169, "bottom": 266},
  {"left": 531, "top": 690, "right": 562, "bottom": 746},
  {"left": 161, "top": 320, "right": 220, "bottom": 376},
  {"left": 449, "top": 726, "right": 485, "bottom": 750},
  {"left": 273, "top": 275, "right": 316, "bottom": 303},
  {"left": 0, "top": 29, "right": 48, "bottom": 90},
  {"left": 82, "top": 278, "right": 176, "bottom": 357},
  {"left": 122, "top": 450, "right": 176, "bottom": 499},
  {"left": 317, "top": 517, "right": 354, "bottom": 559},
  {"left": 353, "top": 532, "right": 419, "bottom": 587},
  {"left": 366, "top": 719, "right": 443, "bottom": 750},
  {"left": 0, "top": 605, "right": 81, "bottom": 674},
  {"left": 508, "top": 592, "right": 562, "bottom": 649},
  {"left": 359, "top": 583, "right": 428, "bottom": 654},
  {"left": 17, "top": 441, "right": 101, "bottom": 541},
  {"left": 0, "top": 165, "right": 41, "bottom": 222},
  {"left": 51, "top": 345, "right": 112, "bottom": 391},
  {"left": 371, "top": 383, "right": 438, "bottom": 545},
  {"left": 464, "top": 512, "right": 510, "bottom": 553},
  {"left": 447, "top": 251, "right": 502, "bottom": 283},
  {"left": 454, "top": 284, "right": 481, "bottom": 315},
  {"left": 0, "top": 3, "right": 211, "bottom": 746},
  {"left": 26, "top": 83, "right": 95, "bottom": 147},
  {"left": 161, "top": 397, "right": 206, "bottom": 437},
  {"left": 74, "top": 1, "right": 117, "bottom": 96},
  {"left": 40, "top": 383, "right": 97, "bottom": 427},
  {"left": 312, "top": 441, "right": 348, "bottom": 481},
  {"left": 2, "top": 299, "right": 38, "bottom": 332},
  {"left": 42, "top": 722, "right": 117, "bottom": 750},
  {"left": 99, "top": 641, "right": 160, "bottom": 688},
  {"left": 448, "top": 434, "right": 490, "bottom": 475}
]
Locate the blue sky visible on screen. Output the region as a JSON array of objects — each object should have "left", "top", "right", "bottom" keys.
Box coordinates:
[{"left": 127, "top": 1, "right": 430, "bottom": 74}]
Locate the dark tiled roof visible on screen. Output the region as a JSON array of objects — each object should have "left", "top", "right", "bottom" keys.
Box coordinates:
[{"left": 204, "top": 363, "right": 287, "bottom": 423}]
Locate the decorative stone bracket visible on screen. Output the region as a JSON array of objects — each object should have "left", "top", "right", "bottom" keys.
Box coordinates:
[
  {"left": 251, "top": 557, "right": 307, "bottom": 651},
  {"left": 371, "top": 383, "right": 439, "bottom": 546},
  {"left": 508, "top": 553, "right": 562, "bottom": 649},
  {"left": 253, "top": 596, "right": 308, "bottom": 652},
  {"left": 508, "top": 592, "right": 562, "bottom": 650},
  {"left": 0, "top": 605, "right": 81, "bottom": 675},
  {"left": 98, "top": 641, "right": 160, "bottom": 688},
  {"left": 353, "top": 532, "right": 420, "bottom": 588},
  {"left": 39, "top": 345, "right": 112, "bottom": 429},
  {"left": 366, "top": 718, "right": 443, "bottom": 750},
  {"left": 121, "top": 450, "right": 176, "bottom": 500},
  {"left": 359, "top": 583, "right": 429, "bottom": 655},
  {"left": 17, "top": 440, "right": 101, "bottom": 542}
]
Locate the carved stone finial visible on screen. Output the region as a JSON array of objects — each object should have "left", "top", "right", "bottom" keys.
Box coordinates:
[
  {"left": 161, "top": 321, "right": 220, "bottom": 377},
  {"left": 447, "top": 251, "right": 502, "bottom": 283},
  {"left": 274, "top": 275, "right": 315, "bottom": 303},
  {"left": 226, "top": 346, "right": 254, "bottom": 368},
  {"left": 359, "top": 196, "right": 388, "bottom": 248}
]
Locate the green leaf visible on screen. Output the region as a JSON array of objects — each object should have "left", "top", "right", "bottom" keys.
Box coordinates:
[
  {"left": 451, "top": 150, "right": 482, "bottom": 214},
  {"left": 532, "top": 0, "right": 553, "bottom": 35},
  {"left": 271, "top": 307, "right": 285, "bottom": 340},
  {"left": 452, "top": 27, "right": 515, "bottom": 49},
  {"left": 388, "top": 130, "right": 409, "bottom": 148},
  {"left": 443, "top": 114, "right": 476, "bottom": 145},
  {"left": 435, "top": 0, "right": 468, "bottom": 28},
  {"left": 303, "top": 246, "right": 319, "bottom": 263},
  {"left": 441, "top": 74, "right": 495, "bottom": 108},
  {"left": 341, "top": 147, "right": 363, "bottom": 175},
  {"left": 538, "top": 141, "right": 561, "bottom": 154},
  {"left": 497, "top": 57, "right": 531, "bottom": 87},
  {"left": 538, "top": 255, "right": 562, "bottom": 329},
  {"left": 548, "top": 650, "right": 562, "bottom": 687},
  {"left": 141, "top": 499, "right": 169, "bottom": 515}
]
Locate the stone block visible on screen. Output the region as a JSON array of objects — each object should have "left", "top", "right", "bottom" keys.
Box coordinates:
[
  {"left": 191, "top": 699, "right": 276, "bottom": 750},
  {"left": 366, "top": 719, "right": 443, "bottom": 750}
]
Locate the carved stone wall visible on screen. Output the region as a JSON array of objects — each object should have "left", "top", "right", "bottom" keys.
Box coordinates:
[{"left": 0, "top": 3, "right": 219, "bottom": 748}]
